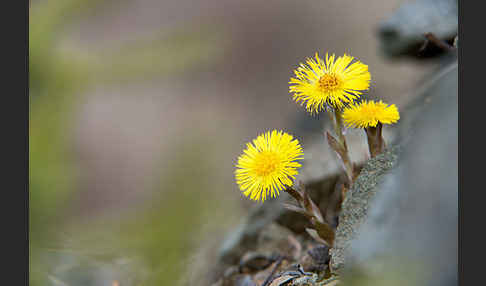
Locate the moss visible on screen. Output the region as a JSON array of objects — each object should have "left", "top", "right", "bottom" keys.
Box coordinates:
[{"left": 329, "top": 146, "right": 401, "bottom": 271}]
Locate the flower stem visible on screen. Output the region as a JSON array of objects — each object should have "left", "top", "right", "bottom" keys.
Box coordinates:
[
  {"left": 328, "top": 109, "right": 354, "bottom": 185},
  {"left": 334, "top": 109, "right": 347, "bottom": 149},
  {"left": 364, "top": 123, "right": 386, "bottom": 158},
  {"left": 283, "top": 185, "right": 335, "bottom": 246}
]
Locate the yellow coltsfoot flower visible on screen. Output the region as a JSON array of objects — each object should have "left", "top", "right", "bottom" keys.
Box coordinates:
[
  {"left": 235, "top": 130, "right": 304, "bottom": 202},
  {"left": 289, "top": 52, "right": 371, "bottom": 113},
  {"left": 342, "top": 100, "right": 400, "bottom": 128}
]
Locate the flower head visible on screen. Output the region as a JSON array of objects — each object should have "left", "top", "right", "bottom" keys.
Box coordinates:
[
  {"left": 342, "top": 100, "right": 400, "bottom": 128},
  {"left": 235, "top": 130, "right": 304, "bottom": 202},
  {"left": 289, "top": 52, "right": 371, "bottom": 113}
]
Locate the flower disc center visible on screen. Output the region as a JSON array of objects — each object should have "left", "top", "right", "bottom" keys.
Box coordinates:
[
  {"left": 255, "top": 152, "right": 280, "bottom": 176},
  {"left": 318, "top": 74, "right": 341, "bottom": 91},
  {"left": 361, "top": 106, "right": 380, "bottom": 119}
]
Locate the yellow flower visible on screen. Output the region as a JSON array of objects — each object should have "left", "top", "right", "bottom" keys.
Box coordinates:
[
  {"left": 342, "top": 100, "right": 400, "bottom": 128},
  {"left": 235, "top": 130, "right": 304, "bottom": 202},
  {"left": 289, "top": 52, "right": 371, "bottom": 113}
]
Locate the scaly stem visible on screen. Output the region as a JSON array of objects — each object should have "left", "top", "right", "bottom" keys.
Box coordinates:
[
  {"left": 330, "top": 109, "right": 354, "bottom": 185},
  {"left": 365, "top": 123, "right": 386, "bottom": 158},
  {"left": 283, "top": 185, "right": 335, "bottom": 246},
  {"left": 334, "top": 109, "right": 347, "bottom": 149}
]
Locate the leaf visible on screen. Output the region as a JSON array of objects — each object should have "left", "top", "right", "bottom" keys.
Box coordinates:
[
  {"left": 282, "top": 203, "right": 309, "bottom": 218},
  {"left": 305, "top": 228, "right": 329, "bottom": 246},
  {"left": 285, "top": 186, "right": 303, "bottom": 202},
  {"left": 326, "top": 131, "right": 345, "bottom": 159},
  {"left": 302, "top": 190, "right": 324, "bottom": 223},
  {"left": 314, "top": 221, "right": 335, "bottom": 247}
]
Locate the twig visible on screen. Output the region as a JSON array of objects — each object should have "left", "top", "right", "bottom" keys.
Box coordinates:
[
  {"left": 261, "top": 256, "right": 284, "bottom": 286},
  {"left": 421, "top": 33, "right": 456, "bottom": 52}
]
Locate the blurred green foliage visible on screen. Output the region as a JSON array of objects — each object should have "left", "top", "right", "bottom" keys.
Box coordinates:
[
  {"left": 29, "top": 0, "right": 226, "bottom": 284},
  {"left": 341, "top": 257, "right": 425, "bottom": 286},
  {"left": 43, "top": 139, "right": 219, "bottom": 285}
]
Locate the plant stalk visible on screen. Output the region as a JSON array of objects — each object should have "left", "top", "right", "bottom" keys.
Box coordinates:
[
  {"left": 364, "top": 123, "right": 386, "bottom": 158},
  {"left": 330, "top": 109, "right": 354, "bottom": 185}
]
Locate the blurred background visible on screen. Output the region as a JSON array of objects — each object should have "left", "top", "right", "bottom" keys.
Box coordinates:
[{"left": 29, "top": 0, "right": 441, "bottom": 285}]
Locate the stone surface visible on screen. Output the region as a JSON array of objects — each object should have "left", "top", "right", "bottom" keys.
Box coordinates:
[
  {"left": 378, "top": 0, "right": 458, "bottom": 57},
  {"left": 329, "top": 146, "right": 401, "bottom": 271},
  {"left": 337, "top": 59, "right": 458, "bottom": 286},
  {"left": 256, "top": 223, "right": 297, "bottom": 257},
  {"left": 218, "top": 200, "right": 285, "bottom": 265},
  {"left": 222, "top": 274, "right": 257, "bottom": 286},
  {"left": 301, "top": 245, "right": 330, "bottom": 273}
]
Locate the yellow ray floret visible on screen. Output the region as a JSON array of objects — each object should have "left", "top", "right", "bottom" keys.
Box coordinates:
[
  {"left": 289, "top": 52, "right": 371, "bottom": 113},
  {"left": 342, "top": 100, "right": 400, "bottom": 128},
  {"left": 235, "top": 130, "right": 304, "bottom": 202}
]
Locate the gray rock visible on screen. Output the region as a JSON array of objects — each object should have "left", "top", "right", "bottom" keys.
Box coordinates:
[
  {"left": 378, "top": 0, "right": 458, "bottom": 57},
  {"left": 239, "top": 252, "right": 276, "bottom": 273},
  {"left": 392, "top": 59, "right": 458, "bottom": 147},
  {"left": 218, "top": 201, "right": 284, "bottom": 265},
  {"left": 300, "top": 245, "right": 330, "bottom": 273},
  {"left": 234, "top": 275, "right": 257, "bottom": 286},
  {"left": 222, "top": 274, "right": 257, "bottom": 286},
  {"left": 329, "top": 146, "right": 401, "bottom": 271},
  {"left": 334, "top": 59, "right": 458, "bottom": 286}
]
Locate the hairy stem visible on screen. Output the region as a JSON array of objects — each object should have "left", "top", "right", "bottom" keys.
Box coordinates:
[
  {"left": 365, "top": 123, "right": 386, "bottom": 158},
  {"left": 331, "top": 109, "right": 354, "bottom": 185}
]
